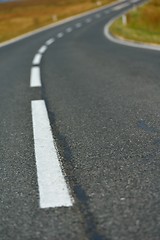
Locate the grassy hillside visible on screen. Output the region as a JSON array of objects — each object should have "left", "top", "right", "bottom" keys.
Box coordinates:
[
  {"left": 110, "top": 0, "right": 160, "bottom": 45},
  {"left": 0, "top": 0, "right": 114, "bottom": 43}
]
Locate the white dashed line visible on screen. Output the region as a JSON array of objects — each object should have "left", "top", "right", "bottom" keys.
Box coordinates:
[
  {"left": 31, "top": 100, "right": 73, "bottom": 208},
  {"left": 105, "top": 10, "right": 110, "bottom": 14},
  {"left": 32, "top": 53, "right": 42, "bottom": 65},
  {"left": 85, "top": 18, "right": 92, "bottom": 23},
  {"left": 113, "top": 3, "right": 129, "bottom": 11},
  {"left": 57, "top": 32, "right": 64, "bottom": 38},
  {"left": 75, "top": 23, "right": 82, "bottom": 28},
  {"left": 95, "top": 13, "right": 101, "bottom": 18},
  {"left": 66, "top": 27, "right": 73, "bottom": 33},
  {"left": 45, "top": 38, "right": 55, "bottom": 46},
  {"left": 30, "top": 67, "right": 41, "bottom": 87},
  {"left": 38, "top": 45, "right": 47, "bottom": 54}
]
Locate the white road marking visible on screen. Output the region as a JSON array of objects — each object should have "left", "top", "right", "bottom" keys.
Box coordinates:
[
  {"left": 112, "top": 3, "right": 129, "bottom": 11},
  {"left": 104, "top": 15, "right": 160, "bottom": 52},
  {"left": 95, "top": 13, "right": 101, "bottom": 18},
  {"left": 86, "top": 18, "right": 92, "bottom": 23},
  {"left": 38, "top": 45, "right": 47, "bottom": 54},
  {"left": 32, "top": 53, "right": 42, "bottom": 65},
  {"left": 75, "top": 23, "right": 82, "bottom": 28},
  {"left": 66, "top": 27, "right": 73, "bottom": 33},
  {"left": 31, "top": 100, "right": 73, "bottom": 208},
  {"left": 0, "top": 1, "right": 122, "bottom": 49},
  {"left": 30, "top": 67, "right": 41, "bottom": 87},
  {"left": 46, "top": 38, "right": 55, "bottom": 46},
  {"left": 57, "top": 32, "right": 64, "bottom": 38},
  {"left": 105, "top": 9, "right": 110, "bottom": 14}
]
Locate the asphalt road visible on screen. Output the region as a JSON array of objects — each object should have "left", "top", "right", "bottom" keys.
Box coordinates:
[{"left": 1, "top": 1, "right": 160, "bottom": 239}]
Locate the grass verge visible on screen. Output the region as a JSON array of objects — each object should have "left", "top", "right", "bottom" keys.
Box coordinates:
[
  {"left": 0, "top": 0, "right": 115, "bottom": 43},
  {"left": 110, "top": 0, "right": 160, "bottom": 45}
]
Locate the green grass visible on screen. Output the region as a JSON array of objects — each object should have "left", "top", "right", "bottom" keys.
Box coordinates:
[{"left": 110, "top": 0, "right": 160, "bottom": 45}]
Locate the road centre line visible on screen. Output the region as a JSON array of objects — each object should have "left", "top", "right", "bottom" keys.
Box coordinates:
[
  {"left": 105, "top": 9, "right": 110, "bottom": 14},
  {"left": 75, "top": 23, "right": 82, "bottom": 28},
  {"left": 108, "top": 8, "right": 113, "bottom": 12},
  {"left": 45, "top": 38, "right": 55, "bottom": 46},
  {"left": 95, "top": 13, "right": 101, "bottom": 18},
  {"left": 0, "top": 1, "right": 125, "bottom": 49},
  {"left": 30, "top": 67, "right": 41, "bottom": 87},
  {"left": 131, "top": 0, "right": 139, "bottom": 2},
  {"left": 66, "top": 27, "right": 73, "bottom": 33},
  {"left": 38, "top": 45, "right": 47, "bottom": 54},
  {"left": 31, "top": 100, "right": 73, "bottom": 208},
  {"left": 57, "top": 32, "right": 64, "bottom": 38},
  {"left": 86, "top": 18, "right": 92, "bottom": 23},
  {"left": 32, "top": 53, "right": 42, "bottom": 65},
  {"left": 113, "top": 3, "right": 129, "bottom": 10},
  {"left": 29, "top": 0, "right": 139, "bottom": 209}
]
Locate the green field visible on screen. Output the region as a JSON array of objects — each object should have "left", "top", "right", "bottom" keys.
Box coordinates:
[
  {"left": 110, "top": 0, "right": 160, "bottom": 45},
  {"left": 0, "top": 0, "right": 114, "bottom": 43}
]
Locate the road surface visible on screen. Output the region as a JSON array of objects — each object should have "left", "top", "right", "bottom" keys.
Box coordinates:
[{"left": 1, "top": 0, "right": 160, "bottom": 239}]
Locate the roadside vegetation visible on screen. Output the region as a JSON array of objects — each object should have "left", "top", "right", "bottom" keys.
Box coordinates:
[
  {"left": 110, "top": 0, "right": 160, "bottom": 45},
  {"left": 0, "top": 0, "right": 114, "bottom": 43}
]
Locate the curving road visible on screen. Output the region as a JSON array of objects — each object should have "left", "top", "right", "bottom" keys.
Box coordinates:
[{"left": 1, "top": 0, "right": 160, "bottom": 239}]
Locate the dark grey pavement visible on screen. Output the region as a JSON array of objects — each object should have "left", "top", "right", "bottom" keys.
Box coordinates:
[{"left": 1, "top": 1, "right": 160, "bottom": 239}]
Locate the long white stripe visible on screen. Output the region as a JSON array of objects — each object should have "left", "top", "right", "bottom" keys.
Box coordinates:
[
  {"left": 30, "top": 67, "right": 41, "bottom": 87},
  {"left": 32, "top": 53, "right": 42, "bottom": 65},
  {"left": 31, "top": 100, "right": 73, "bottom": 208},
  {"left": 38, "top": 45, "right": 47, "bottom": 54}
]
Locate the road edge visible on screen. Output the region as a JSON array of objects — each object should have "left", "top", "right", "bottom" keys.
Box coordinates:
[
  {"left": 103, "top": 0, "right": 160, "bottom": 52},
  {"left": 0, "top": 0, "right": 118, "bottom": 49}
]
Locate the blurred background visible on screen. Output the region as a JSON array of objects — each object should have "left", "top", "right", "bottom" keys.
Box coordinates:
[
  {"left": 111, "top": 0, "right": 160, "bottom": 45},
  {"left": 0, "top": 0, "right": 114, "bottom": 42},
  {"left": 0, "top": 0, "right": 159, "bottom": 45}
]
